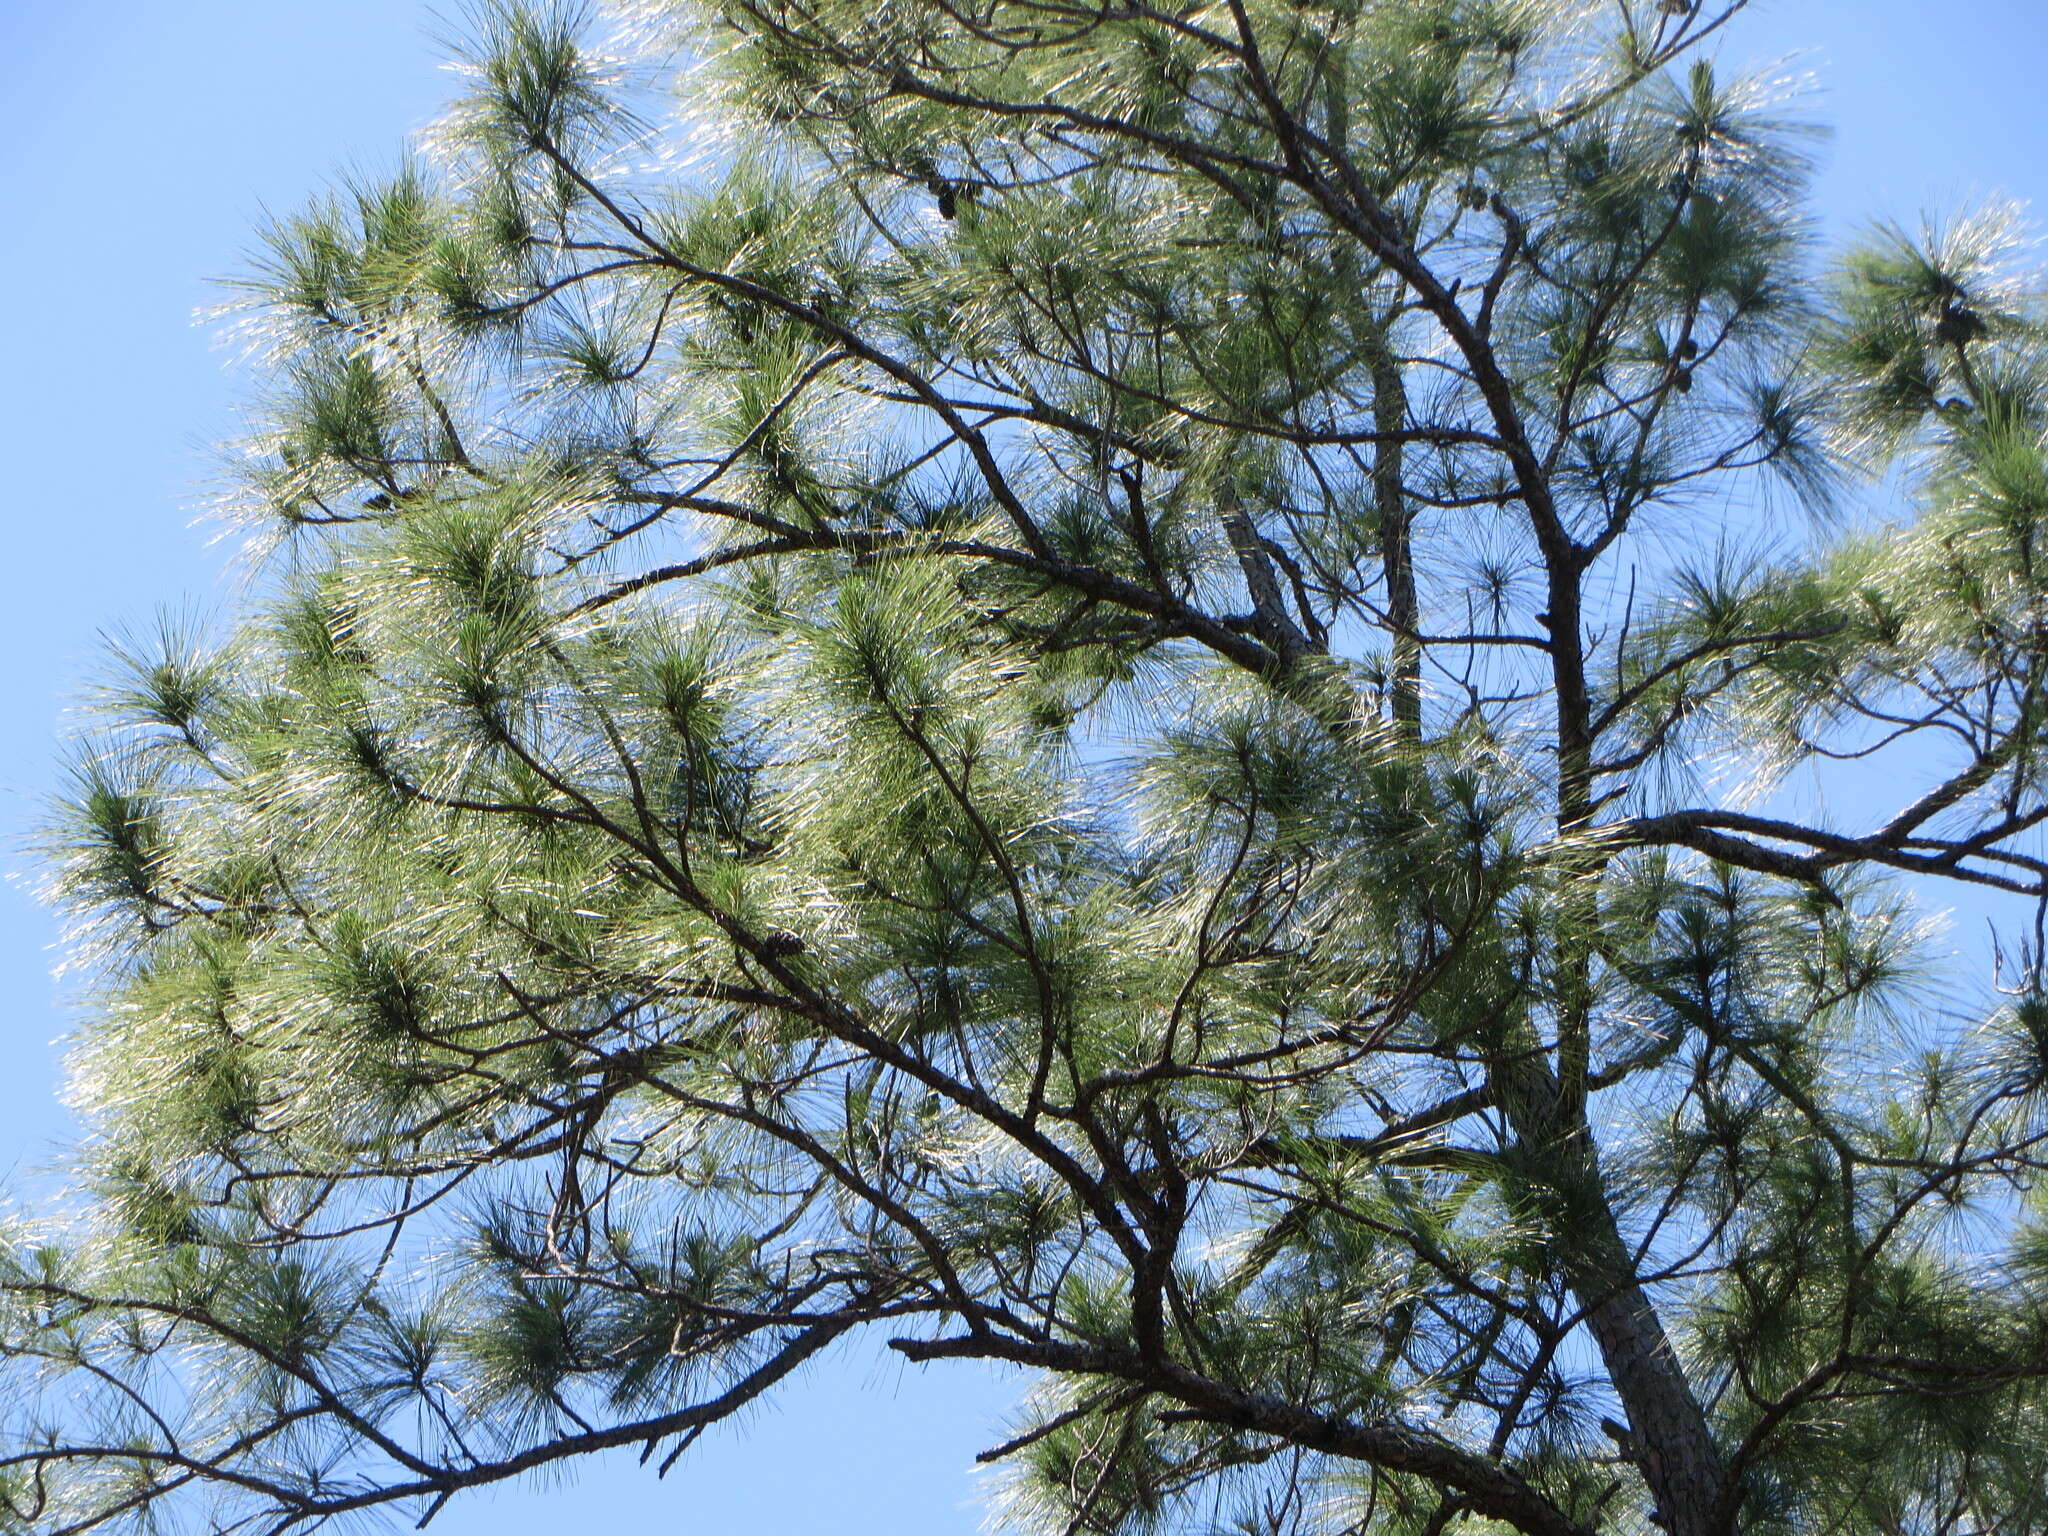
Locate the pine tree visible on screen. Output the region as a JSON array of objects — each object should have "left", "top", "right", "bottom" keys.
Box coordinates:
[{"left": 8, "top": 4, "right": 2048, "bottom": 1535}]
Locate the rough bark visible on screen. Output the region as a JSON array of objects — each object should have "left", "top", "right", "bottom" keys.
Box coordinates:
[{"left": 1499, "top": 1059, "right": 1729, "bottom": 1536}]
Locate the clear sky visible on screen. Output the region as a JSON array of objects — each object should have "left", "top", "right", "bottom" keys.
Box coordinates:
[{"left": 0, "top": 2, "right": 2045, "bottom": 1531}]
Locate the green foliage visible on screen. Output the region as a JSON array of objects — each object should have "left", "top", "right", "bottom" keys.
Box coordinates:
[{"left": 9, "top": 5, "right": 2048, "bottom": 1536}]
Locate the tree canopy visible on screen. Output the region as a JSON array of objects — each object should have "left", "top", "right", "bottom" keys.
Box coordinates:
[{"left": 8, "top": 4, "right": 2048, "bottom": 1536}]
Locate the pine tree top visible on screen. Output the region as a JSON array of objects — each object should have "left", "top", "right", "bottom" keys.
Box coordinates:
[{"left": 7, "top": 5, "right": 2048, "bottom": 1536}]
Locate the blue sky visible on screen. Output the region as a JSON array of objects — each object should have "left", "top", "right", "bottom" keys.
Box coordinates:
[{"left": 0, "top": 2, "right": 2045, "bottom": 1530}]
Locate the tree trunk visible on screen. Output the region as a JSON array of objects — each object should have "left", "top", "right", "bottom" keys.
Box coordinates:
[
  {"left": 1366, "top": 325, "right": 1421, "bottom": 733},
  {"left": 1564, "top": 1188, "right": 1726, "bottom": 1536},
  {"left": 1499, "top": 1061, "right": 1729, "bottom": 1536}
]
